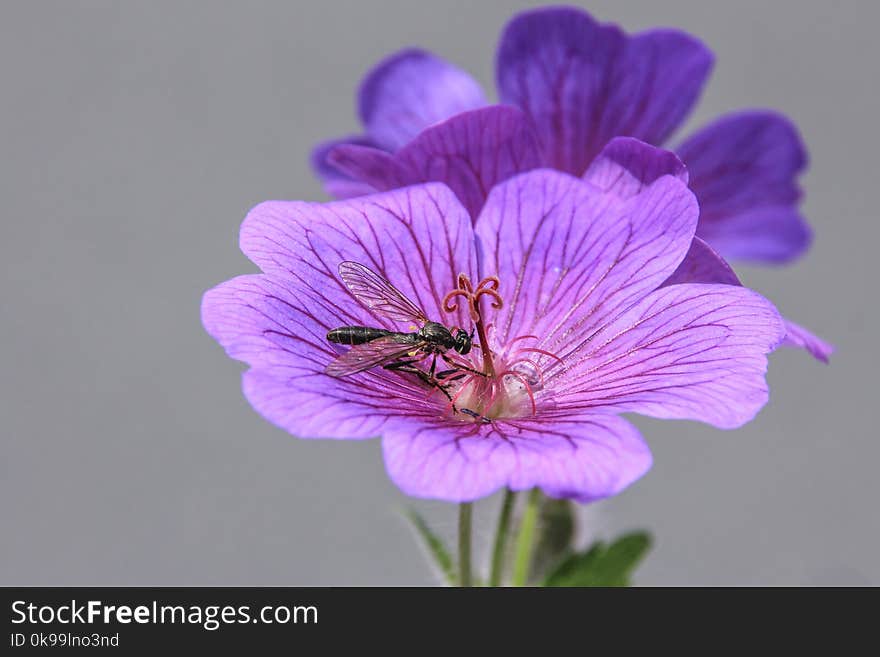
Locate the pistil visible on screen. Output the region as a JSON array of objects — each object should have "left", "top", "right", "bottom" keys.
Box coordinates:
[{"left": 443, "top": 274, "right": 503, "bottom": 377}]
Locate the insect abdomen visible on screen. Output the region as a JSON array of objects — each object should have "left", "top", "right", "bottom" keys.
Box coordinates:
[{"left": 326, "top": 326, "right": 392, "bottom": 346}]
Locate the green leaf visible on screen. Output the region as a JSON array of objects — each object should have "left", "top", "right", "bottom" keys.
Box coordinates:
[
  {"left": 530, "top": 497, "right": 576, "bottom": 582},
  {"left": 543, "top": 531, "right": 652, "bottom": 587},
  {"left": 404, "top": 509, "right": 456, "bottom": 585}
]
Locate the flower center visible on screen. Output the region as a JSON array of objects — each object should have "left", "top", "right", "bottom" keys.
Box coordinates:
[{"left": 441, "top": 274, "right": 560, "bottom": 422}]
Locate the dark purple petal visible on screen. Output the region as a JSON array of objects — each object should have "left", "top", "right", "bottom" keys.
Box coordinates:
[
  {"left": 661, "top": 237, "right": 832, "bottom": 363},
  {"left": 662, "top": 237, "right": 741, "bottom": 287},
  {"left": 582, "top": 137, "right": 688, "bottom": 199},
  {"left": 781, "top": 319, "right": 834, "bottom": 363},
  {"left": 310, "top": 136, "right": 379, "bottom": 199},
  {"left": 549, "top": 284, "right": 785, "bottom": 429},
  {"left": 326, "top": 143, "right": 406, "bottom": 192},
  {"left": 476, "top": 169, "right": 699, "bottom": 360},
  {"left": 382, "top": 413, "right": 651, "bottom": 502},
  {"left": 696, "top": 206, "right": 812, "bottom": 264},
  {"left": 676, "top": 110, "right": 811, "bottom": 263},
  {"left": 331, "top": 106, "right": 542, "bottom": 219},
  {"left": 496, "top": 7, "right": 713, "bottom": 175},
  {"left": 358, "top": 48, "right": 487, "bottom": 151},
  {"left": 202, "top": 185, "right": 479, "bottom": 439}
]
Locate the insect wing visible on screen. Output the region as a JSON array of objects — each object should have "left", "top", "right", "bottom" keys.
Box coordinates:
[
  {"left": 324, "top": 336, "right": 423, "bottom": 377},
  {"left": 339, "top": 261, "right": 428, "bottom": 324}
]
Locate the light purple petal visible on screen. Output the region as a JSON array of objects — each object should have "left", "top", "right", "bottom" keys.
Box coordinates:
[
  {"left": 549, "top": 284, "right": 785, "bottom": 429},
  {"left": 496, "top": 7, "right": 713, "bottom": 175},
  {"left": 358, "top": 48, "right": 487, "bottom": 151},
  {"left": 661, "top": 237, "right": 832, "bottom": 363},
  {"left": 202, "top": 185, "right": 479, "bottom": 439},
  {"left": 202, "top": 275, "right": 421, "bottom": 439},
  {"left": 331, "top": 106, "right": 542, "bottom": 219},
  {"left": 677, "top": 110, "right": 811, "bottom": 263},
  {"left": 476, "top": 169, "right": 699, "bottom": 361},
  {"left": 781, "top": 319, "right": 834, "bottom": 363},
  {"left": 310, "top": 136, "right": 379, "bottom": 199},
  {"left": 382, "top": 413, "right": 651, "bottom": 503},
  {"left": 582, "top": 137, "right": 688, "bottom": 199},
  {"left": 240, "top": 185, "right": 476, "bottom": 330}
]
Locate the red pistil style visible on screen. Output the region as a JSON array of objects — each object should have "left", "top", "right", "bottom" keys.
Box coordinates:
[{"left": 443, "top": 274, "right": 503, "bottom": 377}]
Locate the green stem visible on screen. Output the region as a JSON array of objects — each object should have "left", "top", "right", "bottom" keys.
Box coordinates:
[
  {"left": 488, "top": 489, "right": 516, "bottom": 586},
  {"left": 458, "top": 502, "right": 473, "bottom": 587},
  {"left": 512, "top": 488, "right": 541, "bottom": 586}
]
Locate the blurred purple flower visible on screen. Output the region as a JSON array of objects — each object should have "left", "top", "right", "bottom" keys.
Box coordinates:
[
  {"left": 312, "top": 5, "right": 831, "bottom": 362},
  {"left": 202, "top": 166, "right": 785, "bottom": 502}
]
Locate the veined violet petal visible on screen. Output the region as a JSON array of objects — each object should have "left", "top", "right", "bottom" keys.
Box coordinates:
[
  {"left": 582, "top": 137, "right": 688, "bottom": 199},
  {"left": 310, "top": 135, "right": 380, "bottom": 199},
  {"left": 393, "top": 105, "right": 543, "bottom": 219},
  {"left": 550, "top": 284, "right": 785, "bottom": 429},
  {"left": 677, "top": 110, "right": 811, "bottom": 263},
  {"left": 496, "top": 7, "right": 713, "bottom": 175},
  {"left": 330, "top": 106, "right": 543, "bottom": 220},
  {"left": 661, "top": 237, "right": 832, "bottom": 363},
  {"left": 202, "top": 275, "right": 433, "bottom": 438},
  {"left": 239, "top": 184, "right": 477, "bottom": 330},
  {"left": 476, "top": 169, "right": 699, "bottom": 359},
  {"left": 662, "top": 237, "right": 741, "bottom": 287},
  {"left": 382, "top": 413, "right": 651, "bottom": 503}
]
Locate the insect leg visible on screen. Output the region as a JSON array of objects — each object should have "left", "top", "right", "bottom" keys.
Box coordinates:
[
  {"left": 384, "top": 361, "right": 456, "bottom": 406},
  {"left": 460, "top": 408, "right": 491, "bottom": 424},
  {"left": 435, "top": 369, "right": 467, "bottom": 381},
  {"left": 441, "top": 353, "right": 488, "bottom": 377}
]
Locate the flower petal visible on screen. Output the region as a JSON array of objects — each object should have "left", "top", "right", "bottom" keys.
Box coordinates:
[
  {"left": 662, "top": 237, "right": 740, "bottom": 287},
  {"left": 330, "top": 105, "right": 542, "bottom": 219},
  {"left": 476, "top": 169, "right": 699, "bottom": 360},
  {"left": 661, "top": 238, "right": 833, "bottom": 363},
  {"left": 382, "top": 413, "right": 651, "bottom": 502},
  {"left": 780, "top": 319, "right": 834, "bottom": 363},
  {"left": 358, "top": 48, "right": 487, "bottom": 151},
  {"left": 676, "top": 110, "right": 811, "bottom": 263},
  {"left": 325, "top": 143, "right": 405, "bottom": 193},
  {"left": 549, "top": 284, "right": 785, "bottom": 429},
  {"left": 496, "top": 7, "right": 713, "bottom": 175},
  {"left": 582, "top": 137, "right": 688, "bottom": 199},
  {"left": 310, "top": 135, "right": 379, "bottom": 199},
  {"left": 696, "top": 206, "right": 812, "bottom": 264},
  {"left": 202, "top": 274, "right": 424, "bottom": 439},
  {"left": 239, "top": 184, "right": 477, "bottom": 330}
]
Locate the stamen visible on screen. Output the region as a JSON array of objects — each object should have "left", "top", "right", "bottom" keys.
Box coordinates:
[
  {"left": 506, "top": 334, "right": 540, "bottom": 346},
  {"left": 515, "top": 347, "right": 565, "bottom": 365}
]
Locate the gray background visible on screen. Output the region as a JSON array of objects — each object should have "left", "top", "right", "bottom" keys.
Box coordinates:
[{"left": 2, "top": 0, "right": 876, "bottom": 586}]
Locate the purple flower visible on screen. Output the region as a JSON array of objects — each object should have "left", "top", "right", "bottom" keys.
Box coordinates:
[
  {"left": 202, "top": 165, "right": 785, "bottom": 503},
  {"left": 312, "top": 6, "right": 831, "bottom": 363},
  {"left": 314, "top": 6, "right": 810, "bottom": 265}
]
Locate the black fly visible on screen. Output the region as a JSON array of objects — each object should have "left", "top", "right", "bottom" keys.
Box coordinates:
[{"left": 324, "top": 261, "right": 484, "bottom": 405}]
